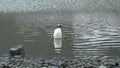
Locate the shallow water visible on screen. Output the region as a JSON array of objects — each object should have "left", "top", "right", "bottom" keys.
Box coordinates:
[{"left": 0, "top": 11, "right": 120, "bottom": 58}]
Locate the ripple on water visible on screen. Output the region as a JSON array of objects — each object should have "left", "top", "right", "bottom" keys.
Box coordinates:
[{"left": 72, "top": 12, "right": 120, "bottom": 56}]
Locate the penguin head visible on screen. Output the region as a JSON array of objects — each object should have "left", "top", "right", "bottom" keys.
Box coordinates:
[{"left": 57, "top": 24, "right": 62, "bottom": 28}]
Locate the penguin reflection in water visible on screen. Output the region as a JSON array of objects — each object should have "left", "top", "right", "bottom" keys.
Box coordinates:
[{"left": 52, "top": 24, "right": 66, "bottom": 53}]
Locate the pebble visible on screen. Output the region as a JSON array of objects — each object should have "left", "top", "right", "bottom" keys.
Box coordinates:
[{"left": 99, "top": 65, "right": 107, "bottom": 68}]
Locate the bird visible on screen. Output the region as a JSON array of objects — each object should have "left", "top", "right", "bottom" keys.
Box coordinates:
[
  {"left": 52, "top": 24, "right": 63, "bottom": 53},
  {"left": 53, "top": 24, "right": 62, "bottom": 39}
]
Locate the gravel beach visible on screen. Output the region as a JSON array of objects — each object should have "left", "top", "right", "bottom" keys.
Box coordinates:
[{"left": 0, "top": 56, "right": 120, "bottom": 68}]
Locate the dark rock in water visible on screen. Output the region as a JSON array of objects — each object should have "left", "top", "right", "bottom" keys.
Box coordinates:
[{"left": 9, "top": 45, "right": 25, "bottom": 58}]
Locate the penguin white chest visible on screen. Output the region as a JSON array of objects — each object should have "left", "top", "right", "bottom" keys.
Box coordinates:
[{"left": 53, "top": 28, "right": 62, "bottom": 38}]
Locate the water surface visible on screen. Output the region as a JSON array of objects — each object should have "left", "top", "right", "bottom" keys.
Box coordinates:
[{"left": 0, "top": 11, "right": 120, "bottom": 58}]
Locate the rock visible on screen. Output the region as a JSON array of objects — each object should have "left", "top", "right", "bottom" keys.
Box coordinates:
[
  {"left": 40, "top": 67, "right": 48, "bottom": 68},
  {"left": 115, "top": 63, "right": 119, "bottom": 66},
  {"left": 9, "top": 45, "right": 25, "bottom": 58},
  {"left": 60, "top": 63, "right": 68, "bottom": 68},
  {"left": 48, "top": 66, "right": 58, "bottom": 68},
  {"left": 2, "top": 64, "right": 11, "bottom": 68},
  {"left": 99, "top": 65, "right": 107, "bottom": 68}
]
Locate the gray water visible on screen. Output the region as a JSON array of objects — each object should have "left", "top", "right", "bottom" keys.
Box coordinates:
[{"left": 0, "top": 0, "right": 120, "bottom": 58}]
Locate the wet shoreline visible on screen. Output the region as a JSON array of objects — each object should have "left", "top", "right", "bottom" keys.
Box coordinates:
[{"left": 0, "top": 56, "right": 120, "bottom": 68}]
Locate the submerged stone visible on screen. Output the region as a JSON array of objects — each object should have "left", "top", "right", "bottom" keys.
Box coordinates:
[{"left": 9, "top": 45, "right": 25, "bottom": 58}]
